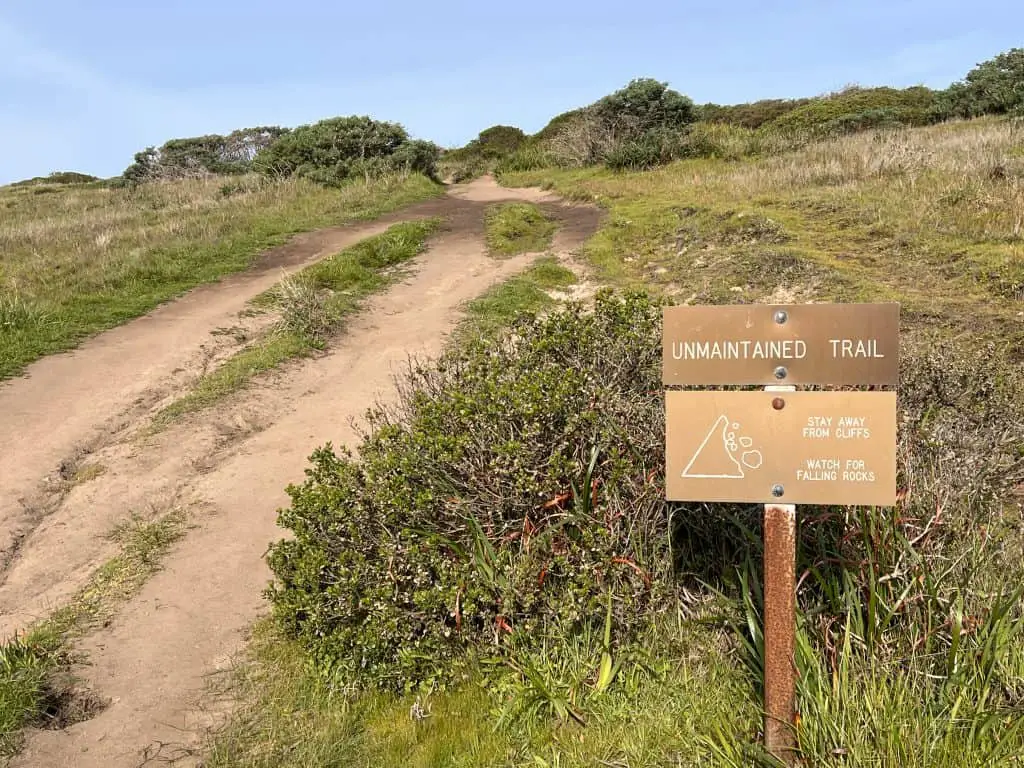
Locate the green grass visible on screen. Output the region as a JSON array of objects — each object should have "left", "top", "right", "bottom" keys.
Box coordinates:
[
  {"left": 460, "top": 257, "right": 576, "bottom": 339},
  {"left": 155, "top": 334, "right": 311, "bottom": 426},
  {"left": 484, "top": 202, "right": 556, "bottom": 256},
  {"left": 0, "top": 173, "right": 444, "bottom": 380},
  {"left": 0, "top": 510, "right": 188, "bottom": 756},
  {"left": 0, "top": 638, "right": 52, "bottom": 758},
  {"left": 204, "top": 619, "right": 758, "bottom": 768},
  {"left": 152, "top": 218, "right": 443, "bottom": 426}
]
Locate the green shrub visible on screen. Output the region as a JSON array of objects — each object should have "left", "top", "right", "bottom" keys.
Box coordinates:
[
  {"left": 541, "top": 79, "right": 699, "bottom": 171},
  {"left": 472, "top": 125, "right": 527, "bottom": 157},
  {"left": 700, "top": 98, "right": 812, "bottom": 129},
  {"left": 121, "top": 127, "right": 289, "bottom": 183},
  {"left": 765, "top": 86, "right": 939, "bottom": 134},
  {"left": 253, "top": 116, "right": 439, "bottom": 186},
  {"left": 592, "top": 78, "right": 697, "bottom": 136},
  {"left": 267, "top": 291, "right": 674, "bottom": 692},
  {"left": 940, "top": 47, "right": 1024, "bottom": 119}
]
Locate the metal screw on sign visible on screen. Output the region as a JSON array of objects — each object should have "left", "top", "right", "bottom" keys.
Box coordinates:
[
  {"left": 774, "top": 366, "right": 788, "bottom": 380},
  {"left": 774, "top": 310, "right": 788, "bottom": 324},
  {"left": 771, "top": 484, "right": 785, "bottom": 497}
]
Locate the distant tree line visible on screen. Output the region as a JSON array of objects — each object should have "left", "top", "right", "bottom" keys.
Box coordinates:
[
  {"left": 121, "top": 126, "right": 291, "bottom": 183},
  {"left": 119, "top": 117, "right": 440, "bottom": 188},
  {"left": 477, "top": 46, "right": 1024, "bottom": 174},
  {"left": 10, "top": 47, "right": 1020, "bottom": 189},
  {"left": 9, "top": 171, "right": 101, "bottom": 187}
]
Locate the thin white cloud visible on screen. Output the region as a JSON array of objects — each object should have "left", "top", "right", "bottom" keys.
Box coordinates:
[
  {"left": 0, "top": 15, "right": 214, "bottom": 181},
  {"left": 0, "top": 15, "right": 210, "bottom": 124},
  {"left": 0, "top": 19, "right": 113, "bottom": 99}
]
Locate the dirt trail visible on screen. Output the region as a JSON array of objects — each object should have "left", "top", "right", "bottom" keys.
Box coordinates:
[{"left": 2, "top": 177, "right": 600, "bottom": 767}]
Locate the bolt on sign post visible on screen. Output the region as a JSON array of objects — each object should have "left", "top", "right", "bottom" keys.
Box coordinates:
[{"left": 662, "top": 303, "right": 899, "bottom": 764}]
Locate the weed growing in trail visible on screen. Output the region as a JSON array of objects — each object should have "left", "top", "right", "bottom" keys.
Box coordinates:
[
  {"left": 460, "top": 257, "right": 576, "bottom": 340},
  {"left": 0, "top": 638, "right": 53, "bottom": 757},
  {"left": 0, "top": 172, "right": 443, "bottom": 380},
  {"left": 484, "top": 202, "right": 556, "bottom": 257},
  {"left": 154, "top": 218, "right": 442, "bottom": 425}
]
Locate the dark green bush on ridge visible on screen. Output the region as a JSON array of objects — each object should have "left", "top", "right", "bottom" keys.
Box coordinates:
[
  {"left": 592, "top": 78, "right": 697, "bottom": 136},
  {"left": 538, "top": 79, "right": 699, "bottom": 170},
  {"left": 121, "top": 126, "right": 289, "bottom": 183},
  {"left": 939, "top": 47, "right": 1024, "bottom": 119},
  {"left": 700, "top": 98, "right": 812, "bottom": 129},
  {"left": 472, "top": 125, "right": 527, "bottom": 157},
  {"left": 254, "top": 116, "right": 440, "bottom": 186},
  {"left": 763, "top": 85, "right": 938, "bottom": 134}
]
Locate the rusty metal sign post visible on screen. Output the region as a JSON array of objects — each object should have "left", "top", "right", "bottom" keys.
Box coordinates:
[
  {"left": 763, "top": 384, "right": 797, "bottom": 762},
  {"left": 662, "top": 303, "right": 899, "bottom": 765}
]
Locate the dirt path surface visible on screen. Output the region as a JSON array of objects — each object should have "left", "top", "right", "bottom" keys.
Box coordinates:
[{"left": 2, "top": 177, "right": 600, "bottom": 767}]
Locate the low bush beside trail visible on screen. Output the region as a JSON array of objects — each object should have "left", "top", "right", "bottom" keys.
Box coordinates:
[{"left": 267, "top": 291, "right": 671, "bottom": 692}]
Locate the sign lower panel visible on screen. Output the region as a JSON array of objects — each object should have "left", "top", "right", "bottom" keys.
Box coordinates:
[{"left": 665, "top": 390, "right": 897, "bottom": 505}]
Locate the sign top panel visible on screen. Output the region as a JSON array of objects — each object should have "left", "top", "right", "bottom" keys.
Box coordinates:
[{"left": 662, "top": 303, "right": 899, "bottom": 386}]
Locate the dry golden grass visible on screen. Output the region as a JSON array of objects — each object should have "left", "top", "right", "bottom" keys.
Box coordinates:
[
  {"left": 501, "top": 117, "right": 1024, "bottom": 349},
  {"left": 0, "top": 173, "right": 443, "bottom": 378}
]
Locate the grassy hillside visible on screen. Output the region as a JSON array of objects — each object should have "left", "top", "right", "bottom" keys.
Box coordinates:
[
  {"left": 446, "top": 48, "right": 1024, "bottom": 179},
  {"left": 500, "top": 118, "right": 1024, "bottom": 340},
  {"left": 0, "top": 173, "right": 442, "bottom": 379}
]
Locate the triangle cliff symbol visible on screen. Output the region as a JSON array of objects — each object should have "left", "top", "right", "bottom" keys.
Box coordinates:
[{"left": 682, "top": 414, "right": 745, "bottom": 479}]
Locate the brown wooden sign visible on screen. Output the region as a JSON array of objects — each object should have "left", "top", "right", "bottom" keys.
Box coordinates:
[
  {"left": 665, "top": 390, "right": 897, "bottom": 505},
  {"left": 662, "top": 303, "right": 899, "bottom": 386}
]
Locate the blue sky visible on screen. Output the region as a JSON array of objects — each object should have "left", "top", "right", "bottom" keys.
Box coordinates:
[{"left": 1, "top": 0, "right": 1021, "bottom": 184}]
